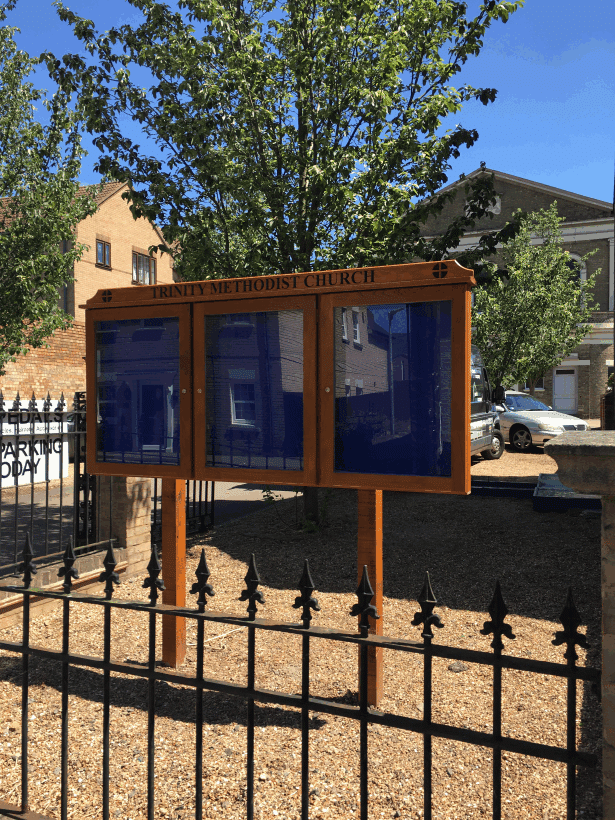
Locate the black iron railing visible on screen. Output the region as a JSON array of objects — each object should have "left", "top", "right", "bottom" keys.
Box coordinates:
[
  {"left": 0, "top": 538, "right": 600, "bottom": 820},
  {"left": 0, "top": 394, "right": 215, "bottom": 574},
  {"left": 0, "top": 391, "right": 107, "bottom": 575},
  {"left": 151, "top": 479, "right": 214, "bottom": 544}
]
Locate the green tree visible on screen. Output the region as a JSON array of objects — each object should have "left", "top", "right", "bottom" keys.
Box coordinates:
[
  {"left": 50, "top": 0, "right": 523, "bottom": 281},
  {"left": 51, "top": 0, "right": 524, "bottom": 525},
  {"left": 472, "top": 203, "right": 599, "bottom": 394},
  {"left": 0, "top": 4, "right": 98, "bottom": 375}
]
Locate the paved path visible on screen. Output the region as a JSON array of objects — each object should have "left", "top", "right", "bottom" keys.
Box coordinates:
[{"left": 206, "top": 482, "right": 300, "bottom": 528}]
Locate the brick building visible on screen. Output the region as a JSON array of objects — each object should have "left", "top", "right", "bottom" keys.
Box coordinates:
[
  {"left": 0, "top": 181, "right": 175, "bottom": 400},
  {"left": 421, "top": 168, "right": 614, "bottom": 418}
]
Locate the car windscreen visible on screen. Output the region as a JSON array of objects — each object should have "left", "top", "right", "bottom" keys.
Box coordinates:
[{"left": 505, "top": 394, "right": 549, "bottom": 412}]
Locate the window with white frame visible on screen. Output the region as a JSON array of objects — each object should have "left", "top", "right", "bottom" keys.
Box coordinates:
[
  {"left": 341, "top": 308, "right": 348, "bottom": 340},
  {"left": 133, "top": 252, "right": 156, "bottom": 285},
  {"left": 524, "top": 376, "right": 545, "bottom": 391},
  {"left": 352, "top": 309, "right": 361, "bottom": 344},
  {"left": 231, "top": 383, "right": 256, "bottom": 424}
]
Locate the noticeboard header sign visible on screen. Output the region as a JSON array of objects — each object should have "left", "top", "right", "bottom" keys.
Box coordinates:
[{"left": 86, "top": 261, "right": 473, "bottom": 494}]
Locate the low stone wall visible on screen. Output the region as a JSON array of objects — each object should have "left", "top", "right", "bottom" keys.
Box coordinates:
[
  {"left": 545, "top": 431, "right": 615, "bottom": 817},
  {"left": 0, "top": 545, "right": 128, "bottom": 630},
  {"left": 97, "top": 475, "right": 153, "bottom": 578}
]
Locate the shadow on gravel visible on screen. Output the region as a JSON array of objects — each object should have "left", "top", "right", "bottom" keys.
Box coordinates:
[
  {"left": 0, "top": 486, "right": 602, "bottom": 818},
  {"left": 209, "top": 483, "right": 301, "bottom": 528},
  {"left": 0, "top": 655, "right": 327, "bottom": 732},
  {"left": 200, "top": 487, "right": 603, "bottom": 816},
  {"left": 206, "top": 488, "right": 601, "bottom": 628}
]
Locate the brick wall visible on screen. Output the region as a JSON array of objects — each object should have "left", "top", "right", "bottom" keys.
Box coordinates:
[
  {"left": 0, "top": 323, "right": 86, "bottom": 400},
  {"left": 580, "top": 343, "right": 612, "bottom": 417},
  {"left": 422, "top": 176, "right": 612, "bottom": 237}
]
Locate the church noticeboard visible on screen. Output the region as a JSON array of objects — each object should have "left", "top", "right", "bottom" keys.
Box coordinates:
[{"left": 85, "top": 261, "right": 473, "bottom": 494}]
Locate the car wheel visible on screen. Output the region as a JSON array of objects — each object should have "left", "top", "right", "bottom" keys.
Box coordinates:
[
  {"left": 510, "top": 426, "right": 533, "bottom": 452},
  {"left": 481, "top": 431, "right": 505, "bottom": 460}
]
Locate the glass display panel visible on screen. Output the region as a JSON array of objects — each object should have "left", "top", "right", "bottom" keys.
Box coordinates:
[
  {"left": 334, "top": 301, "right": 452, "bottom": 476},
  {"left": 205, "top": 310, "right": 304, "bottom": 470},
  {"left": 95, "top": 317, "right": 181, "bottom": 464}
]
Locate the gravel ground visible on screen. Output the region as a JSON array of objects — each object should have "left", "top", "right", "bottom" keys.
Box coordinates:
[
  {"left": 471, "top": 444, "right": 559, "bottom": 480},
  {"left": 471, "top": 420, "right": 602, "bottom": 481},
  {"left": 0, "top": 461, "right": 602, "bottom": 820}
]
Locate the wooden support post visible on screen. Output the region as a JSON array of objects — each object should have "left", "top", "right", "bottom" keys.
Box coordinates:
[
  {"left": 161, "top": 478, "right": 186, "bottom": 668},
  {"left": 357, "top": 488, "right": 383, "bottom": 707}
]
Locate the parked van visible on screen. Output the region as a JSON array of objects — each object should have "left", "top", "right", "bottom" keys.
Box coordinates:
[{"left": 471, "top": 346, "right": 505, "bottom": 460}]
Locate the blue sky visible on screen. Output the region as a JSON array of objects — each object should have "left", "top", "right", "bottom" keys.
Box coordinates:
[{"left": 6, "top": 0, "right": 615, "bottom": 204}]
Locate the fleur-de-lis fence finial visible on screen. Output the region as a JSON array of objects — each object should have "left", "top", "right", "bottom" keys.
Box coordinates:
[
  {"left": 0, "top": 390, "right": 5, "bottom": 414},
  {"left": 12, "top": 392, "right": 20, "bottom": 412},
  {"left": 552, "top": 587, "right": 589, "bottom": 661},
  {"left": 55, "top": 392, "right": 66, "bottom": 413},
  {"left": 28, "top": 392, "right": 37, "bottom": 412},
  {"left": 100, "top": 542, "right": 120, "bottom": 600},
  {"left": 42, "top": 392, "right": 52, "bottom": 413},
  {"left": 480, "top": 580, "right": 516, "bottom": 651},
  {"left": 411, "top": 572, "right": 444, "bottom": 639},
  {"left": 293, "top": 559, "right": 320, "bottom": 627},
  {"left": 143, "top": 544, "right": 165, "bottom": 605},
  {"left": 58, "top": 536, "right": 79, "bottom": 594},
  {"left": 350, "top": 565, "right": 379, "bottom": 637},
  {"left": 190, "top": 549, "right": 215, "bottom": 611},
  {"left": 20, "top": 532, "right": 37, "bottom": 589},
  {"left": 239, "top": 554, "right": 265, "bottom": 620}
]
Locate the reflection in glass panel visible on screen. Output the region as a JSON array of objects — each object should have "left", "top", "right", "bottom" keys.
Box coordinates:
[
  {"left": 334, "top": 302, "right": 452, "bottom": 477},
  {"left": 95, "top": 317, "right": 181, "bottom": 464},
  {"left": 205, "top": 311, "right": 304, "bottom": 470}
]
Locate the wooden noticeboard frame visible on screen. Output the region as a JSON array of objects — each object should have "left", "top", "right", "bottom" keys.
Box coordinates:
[
  {"left": 85, "top": 303, "right": 193, "bottom": 479},
  {"left": 318, "top": 284, "right": 469, "bottom": 494},
  {"left": 193, "top": 294, "right": 318, "bottom": 486},
  {"left": 85, "top": 260, "right": 474, "bottom": 494}
]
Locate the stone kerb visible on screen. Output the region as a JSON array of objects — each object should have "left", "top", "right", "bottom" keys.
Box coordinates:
[{"left": 545, "top": 431, "right": 615, "bottom": 818}]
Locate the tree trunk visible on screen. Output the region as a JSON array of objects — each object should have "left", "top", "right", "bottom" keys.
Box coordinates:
[{"left": 303, "top": 486, "right": 319, "bottom": 524}]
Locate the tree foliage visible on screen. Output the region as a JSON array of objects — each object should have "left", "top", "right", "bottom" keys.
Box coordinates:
[
  {"left": 0, "top": 3, "right": 98, "bottom": 374},
  {"left": 472, "top": 203, "right": 598, "bottom": 392},
  {"left": 51, "top": 0, "right": 523, "bottom": 280}
]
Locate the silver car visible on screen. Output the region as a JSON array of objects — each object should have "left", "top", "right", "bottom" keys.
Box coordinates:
[{"left": 495, "top": 391, "right": 588, "bottom": 452}]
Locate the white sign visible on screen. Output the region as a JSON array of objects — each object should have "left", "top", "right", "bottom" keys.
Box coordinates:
[{"left": 0, "top": 404, "right": 71, "bottom": 487}]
